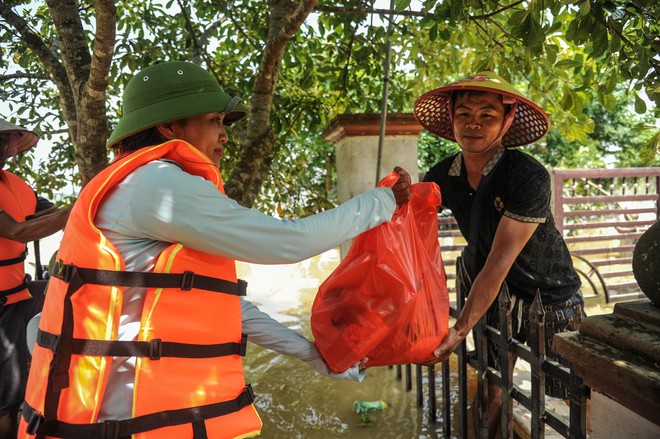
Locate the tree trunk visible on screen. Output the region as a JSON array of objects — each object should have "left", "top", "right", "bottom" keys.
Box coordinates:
[
  {"left": 46, "top": 0, "right": 115, "bottom": 183},
  {"left": 225, "top": 0, "right": 317, "bottom": 207}
]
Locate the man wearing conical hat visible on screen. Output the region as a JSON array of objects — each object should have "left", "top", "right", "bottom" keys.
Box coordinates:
[
  {"left": 0, "top": 118, "right": 70, "bottom": 438},
  {"left": 414, "top": 72, "right": 585, "bottom": 437}
]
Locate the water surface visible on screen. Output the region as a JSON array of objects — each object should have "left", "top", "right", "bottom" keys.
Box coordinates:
[{"left": 238, "top": 250, "right": 456, "bottom": 438}]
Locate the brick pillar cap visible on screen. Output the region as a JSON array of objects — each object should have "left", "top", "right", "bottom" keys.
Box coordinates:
[{"left": 323, "top": 113, "right": 423, "bottom": 144}]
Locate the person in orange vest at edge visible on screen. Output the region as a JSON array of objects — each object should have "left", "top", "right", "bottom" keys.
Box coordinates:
[
  {"left": 415, "top": 72, "right": 585, "bottom": 438},
  {"left": 18, "top": 60, "right": 411, "bottom": 439},
  {"left": 0, "top": 118, "right": 71, "bottom": 439}
]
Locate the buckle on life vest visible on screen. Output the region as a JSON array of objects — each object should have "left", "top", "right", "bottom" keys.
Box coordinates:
[
  {"left": 55, "top": 262, "right": 76, "bottom": 283},
  {"left": 101, "top": 419, "right": 120, "bottom": 439},
  {"left": 246, "top": 384, "right": 255, "bottom": 402},
  {"left": 181, "top": 271, "right": 195, "bottom": 291},
  {"left": 240, "top": 333, "right": 248, "bottom": 356},
  {"left": 149, "top": 338, "right": 162, "bottom": 360},
  {"left": 23, "top": 403, "right": 44, "bottom": 435}
]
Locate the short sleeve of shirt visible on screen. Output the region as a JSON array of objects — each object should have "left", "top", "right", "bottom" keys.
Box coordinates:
[
  {"left": 423, "top": 155, "right": 455, "bottom": 212},
  {"left": 35, "top": 194, "right": 55, "bottom": 213},
  {"left": 501, "top": 152, "right": 550, "bottom": 223}
]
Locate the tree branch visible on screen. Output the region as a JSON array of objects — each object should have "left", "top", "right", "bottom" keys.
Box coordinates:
[
  {"left": 86, "top": 0, "right": 115, "bottom": 118},
  {"left": 0, "top": 72, "right": 51, "bottom": 81},
  {"left": 45, "top": 0, "right": 91, "bottom": 95},
  {"left": 0, "top": 1, "right": 76, "bottom": 137},
  {"left": 315, "top": 0, "right": 526, "bottom": 20},
  {"left": 226, "top": 0, "right": 318, "bottom": 206}
]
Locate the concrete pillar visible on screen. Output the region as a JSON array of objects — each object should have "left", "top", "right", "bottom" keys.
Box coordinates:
[{"left": 323, "top": 113, "right": 423, "bottom": 257}]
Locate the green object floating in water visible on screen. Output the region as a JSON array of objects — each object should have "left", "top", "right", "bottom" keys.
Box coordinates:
[{"left": 353, "top": 400, "right": 390, "bottom": 423}]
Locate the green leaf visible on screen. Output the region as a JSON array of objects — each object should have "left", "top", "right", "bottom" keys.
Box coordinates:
[
  {"left": 578, "top": 1, "right": 591, "bottom": 16},
  {"left": 591, "top": 26, "right": 609, "bottom": 58},
  {"left": 634, "top": 93, "right": 647, "bottom": 114},
  {"left": 545, "top": 43, "right": 558, "bottom": 65},
  {"left": 395, "top": 0, "right": 412, "bottom": 12},
  {"left": 555, "top": 59, "right": 582, "bottom": 69},
  {"left": 450, "top": 0, "right": 464, "bottom": 20},
  {"left": 439, "top": 27, "right": 451, "bottom": 41},
  {"left": 561, "top": 90, "right": 574, "bottom": 111}
]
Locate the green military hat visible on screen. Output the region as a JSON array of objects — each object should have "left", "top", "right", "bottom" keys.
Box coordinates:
[{"left": 108, "top": 61, "right": 249, "bottom": 148}]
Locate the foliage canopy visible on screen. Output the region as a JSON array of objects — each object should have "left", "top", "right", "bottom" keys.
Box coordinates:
[{"left": 1, "top": 0, "right": 658, "bottom": 215}]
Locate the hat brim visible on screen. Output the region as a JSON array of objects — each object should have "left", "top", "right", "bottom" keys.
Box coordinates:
[
  {"left": 413, "top": 83, "right": 550, "bottom": 147},
  {"left": 0, "top": 120, "right": 39, "bottom": 156},
  {"left": 107, "top": 91, "right": 248, "bottom": 148}
]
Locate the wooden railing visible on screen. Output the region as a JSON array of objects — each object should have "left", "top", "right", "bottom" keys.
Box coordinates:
[
  {"left": 551, "top": 168, "right": 659, "bottom": 302},
  {"left": 437, "top": 167, "right": 660, "bottom": 304}
]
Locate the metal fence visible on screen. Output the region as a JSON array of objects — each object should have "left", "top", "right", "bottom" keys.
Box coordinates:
[
  {"left": 390, "top": 167, "right": 660, "bottom": 438},
  {"left": 393, "top": 280, "right": 589, "bottom": 438}
]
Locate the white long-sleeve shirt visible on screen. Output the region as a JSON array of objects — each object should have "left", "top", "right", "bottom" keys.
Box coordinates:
[{"left": 95, "top": 159, "right": 396, "bottom": 420}]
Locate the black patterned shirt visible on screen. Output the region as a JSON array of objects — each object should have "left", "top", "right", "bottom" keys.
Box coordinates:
[{"left": 424, "top": 147, "right": 581, "bottom": 304}]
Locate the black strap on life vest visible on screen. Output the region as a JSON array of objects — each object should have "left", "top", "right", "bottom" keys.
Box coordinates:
[
  {"left": 0, "top": 250, "right": 29, "bottom": 306},
  {"left": 0, "top": 249, "right": 27, "bottom": 266},
  {"left": 23, "top": 384, "right": 255, "bottom": 439},
  {"left": 0, "top": 280, "right": 28, "bottom": 305},
  {"left": 36, "top": 329, "right": 248, "bottom": 360},
  {"left": 51, "top": 262, "right": 248, "bottom": 296},
  {"left": 37, "top": 262, "right": 249, "bottom": 439}
]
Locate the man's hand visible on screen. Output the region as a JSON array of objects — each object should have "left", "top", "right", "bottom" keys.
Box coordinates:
[
  {"left": 391, "top": 166, "right": 411, "bottom": 208},
  {"left": 422, "top": 327, "right": 466, "bottom": 365}
]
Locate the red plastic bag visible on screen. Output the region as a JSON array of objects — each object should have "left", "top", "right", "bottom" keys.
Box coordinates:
[{"left": 311, "top": 172, "right": 450, "bottom": 372}]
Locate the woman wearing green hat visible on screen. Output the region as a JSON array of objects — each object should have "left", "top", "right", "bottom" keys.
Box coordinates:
[
  {"left": 0, "top": 118, "right": 70, "bottom": 439},
  {"left": 20, "top": 61, "right": 411, "bottom": 439},
  {"left": 415, "top": 72, "right": 584, "bottom": 438}
]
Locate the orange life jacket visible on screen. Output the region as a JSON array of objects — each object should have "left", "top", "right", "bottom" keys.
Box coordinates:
[
  {"left": 0, "top": 170, "right": 37, "bottom": 306},
  {"left": 20, "top": 140, "right": 262, "bottom": 439}
]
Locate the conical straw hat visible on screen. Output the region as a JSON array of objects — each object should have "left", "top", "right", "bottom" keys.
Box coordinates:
[
  {"left": 0, "top": 118, "right": 39, "bottom": 156},
  {"left": 413, "top": 71, "right": 549, "bottom": 147}
]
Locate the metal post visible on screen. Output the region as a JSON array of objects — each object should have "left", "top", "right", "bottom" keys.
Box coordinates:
[
  {"left": 475, "top": 313, "right": 488, "bottom": 439},
  {"left": 498, "top": 284, "right": 514, "bottom": 439},
  {"left": 428, "top": 365, "right": 437, "bottom": 422},
  {"left": 406, "top": 363, "right": 413, "bottom": 392},
  {"left": 530, "top": 290, "right": 546, "bottom": 439},
  {"left": 456, "top": 258, "right": 469, "bottom": 438},
  {"left": 442, "top": 361, "right": 451, "bottom": 436},
  {"left": 375, "top": 0, "right": 395, "bottom": 184},
  {"left": 416, "top": 364, "right": 424, "bottom": 406},
  {"left": 568, "top": 369, "right": 588, "bottom": 439}
]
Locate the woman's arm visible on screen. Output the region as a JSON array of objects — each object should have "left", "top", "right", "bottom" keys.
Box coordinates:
[{"left": 241, "top": 299, "right": 365, "bottom": 381}]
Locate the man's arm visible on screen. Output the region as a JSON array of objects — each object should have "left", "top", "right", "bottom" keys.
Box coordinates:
[
  {"left": 427, "top": 216, "right": 539, "bottom": 363},
  {"left": 0, "top": 206, "right": 71, "bottom": 243}
]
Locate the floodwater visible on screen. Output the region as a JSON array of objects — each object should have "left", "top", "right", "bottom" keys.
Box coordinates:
[{"left": 237, "top": 250, "right": 467, "bottom": 439}]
